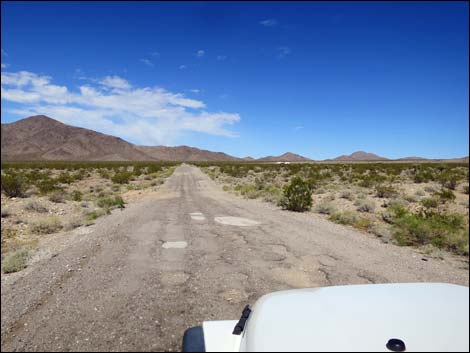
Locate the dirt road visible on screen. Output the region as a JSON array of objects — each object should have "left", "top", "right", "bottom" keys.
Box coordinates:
[{"left": 1, "top": 164, "right": 468, "bottom": 351}]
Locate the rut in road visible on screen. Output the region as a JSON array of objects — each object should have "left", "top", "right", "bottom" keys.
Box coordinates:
[{"left": 1, "top": 165, "right": 468, "bottom": 352}]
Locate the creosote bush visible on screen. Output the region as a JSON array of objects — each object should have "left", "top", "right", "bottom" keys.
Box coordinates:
[
  {"left": 2, "top": 249, "right": 29, "bottom": 273},
  {"left": 278, "top": 177, "right": 312, "bottom": 212},
  {"left": 111, "top": 171, "right": 133, "bottom": 184},
  {"left": 30, "top": 217, "right": 63, "bottom": 234},
  {"left": 1, "top": 173, "right": 26, "bottom": 197}
]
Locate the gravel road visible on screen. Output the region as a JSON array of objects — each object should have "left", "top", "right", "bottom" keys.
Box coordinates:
[{"left": 1, "top": 164, "right": 468, "bottom": 352}]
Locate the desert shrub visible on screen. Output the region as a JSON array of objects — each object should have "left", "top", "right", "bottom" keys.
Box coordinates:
[
  {"left": 49, "top": 191, "right": 66, "bottom": 203},
  {"left": 147, "top": 164, "right": 162, "bottom": 174},
  {"left": 1, "top": 173, "right": 26, "bottom": 197},
  {"left": 71, "top": 190, "right": 83, "bottom": 202},
  {"left": 370, "top": 223, "right": 392, "bottom": 240},
  {"left": 434, "top": 188, "right": 456, "bottom": 203},
  {"left": 24, "top": 200, "right": 48, "bottom": 213},
  {"left": 339, "top": 190, "right": 354, "bottom": 201},
  {"left": 354, "top": 217, "right": 372, "bottom": 231},
  {"left": 424, "top": 185, "right": 437, "bottom": 193},
  {"left": 2, "top": 249, "right": 29, "bottom": 273},
  {"left": 84, "top": 208, "right": 107, "bottom": 221},
  {"left": 315, "top": 202, "right": 337, "bottom": 215},
  {"left": 239, "top": 185, "right": 260, "bottom": 199},
  {"left": 1, "top": 208, "right": 12, "bottom": 218},
  {"left": 404, "top": 194, "right": 419, "bottom": 203},
  {"left": 63, "top": 217, "right": 83, "bottom": 231},
  {"left": 421, "top": 197, "right": 439, "bottom": 209},
  {"left": 30, "top": 217, "right": 63, "bottom": 234},
  {"left": 463, "top": 185, "right": 469, "bottom": 195},
  {"left": 414, "top": 169, "right": 435, "bottom": 183},
  {"left": 111, "top": 171, "right": 133, "bottom": 184},
  {"left": 56, "top": 172, "right": 74, "bottom": 184},
  {"left": 98, "top": 169, "right": 111, "bottom": 179},
  {"left": 329, "top": 211, "right": 359, "bottom": 225},
  {"left": 37, "top": 178, "right": 61, "bottom": 194},
  {"left": 355, "top": 199, "right": 376, "bottom": 213},
  {"left": 375, "top": 184, "right": 398, "bottom": 198},
  {"left": 438, "top": 172, "right": 458, "bottom": 190},
  {"left": 278, "top": 177, "right": 312, "bottom": 212},
  {"left": 262, "top": 186, "right": 283, "bottom": 203},
  {"left": 415, "top": 189, "right": 426, "bottom": 197},
  {"left": 390, "top": 208, "right": 468, "bottom": 255},
  {"left": 96, "top": 195, "right": 125, "bottom": 211}
]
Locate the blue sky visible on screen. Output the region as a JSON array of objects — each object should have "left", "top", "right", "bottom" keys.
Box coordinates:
[{"left": 1, "top": 1, "right": 468, "bottom": 159}]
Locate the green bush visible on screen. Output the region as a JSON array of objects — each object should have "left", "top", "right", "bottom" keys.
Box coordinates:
[
  {"left": 421, "top": 197, "right": 439, "bottom": 209},
  {"left": 434, "top": 188, "right": 456, "bottom": 203},
  {"left": 463, "top": 185, "right": 469, "bottom": 195},
  {"left": 278, "top": 177, "right": 312, "bottom": 212},
  {"left": 111, "top": 171, "right": 133, "bottom": 184},
  {"left": 56, "top": 172, "right": 74, "bottom": 184},
  {"left": 37, "top": 178, "right": 61, "bottom": 194},
  {"left": 96, "top": 195, "right": 125, "bottom": 211},
  {"left": 2, "top": 249, "right": 29, "bottom": 273},
  {"left": 375, "top": 184, "right": 398, "bottom": 198},
  {"left": 1, "top": 173, "right": 26, "bottom": 197},
  {"left": 85, "top": 209, "right": 107, "bottom": 221},
  {"left": 388, "top": 206, "right": 468, "bottom": 255},
  {"left": 71, "top": 190, "right": 83, "bottom": 202}
]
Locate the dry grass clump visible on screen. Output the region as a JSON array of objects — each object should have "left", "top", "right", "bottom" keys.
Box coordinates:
[{"left": 30, "top": 217, "right": 63, "bottom": 234}]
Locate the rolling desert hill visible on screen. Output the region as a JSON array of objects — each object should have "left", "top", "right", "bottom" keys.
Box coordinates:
[
  {"left": 135, "top": 145, "right": 240, "bottom": 162},
  {"left": 1, "top": 115, "right": 151, "bottom": 161},
  {"left": 257, "top": 152, "right": 312, "bottom": 162},
  {"left": 333, "top": 151, "right": 389, "bottom": 161},
  {"left": 1, "top": 116, "right": 467, "bottom": 163},
  {"left": 1, "top": 116, "right": 314, "bottom": 162}
]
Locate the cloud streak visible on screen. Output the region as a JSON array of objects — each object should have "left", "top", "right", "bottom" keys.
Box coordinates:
[
  {"left": 260, "top": 18, "right": 278, "bottom": 27},
  {"left": 140, "top": 58, "right": 154, "bottom": 67},
  {"left": 1, "top": 70, "right": 240, "bottom": 145}
]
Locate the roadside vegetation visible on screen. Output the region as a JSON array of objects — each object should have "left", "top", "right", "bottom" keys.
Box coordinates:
[
  {"left": 1, "top": 161, "right": 178, "bottom": 274},
  {"left": 199, "top": 161, "right": 469, "bottom": 257}
]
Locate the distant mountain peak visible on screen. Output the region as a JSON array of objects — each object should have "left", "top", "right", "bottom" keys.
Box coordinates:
[
  {"left": 333, "top": 151, "right": 388, "bottom": 161},
  {"left": 258, "top": 152, "right": 311, "bottom": 162}
]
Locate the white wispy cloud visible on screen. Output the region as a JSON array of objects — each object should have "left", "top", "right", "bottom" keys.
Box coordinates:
[
  {"left": 293, "top": 126, "right": 303, "bottom": 132},
  {"left": 179, "top": 65, "right": 187, "bottom": 70},
  {"left": 260, "top": 18, "right": 278, "bottom": 27},
  {"left": 1, "top": 70, "right": 240, "bottom": 145},
  {"left": 151, "top": 51, "right": 160, "bottom": 57},
  {"left": 189, "top": 89, "right": 200, "bottom": 94},
  {"left": 216, "top": 55, "right": 227, "bottom": 61},
  {"left": 196, "top": 50, "right": 205, "bottom": 57},
  {"left": 1, "top": 63, "right": 9, "bottom": 69},
  {"left": 277, "top": 46, "right": 291, "bottom": 58},
  {"left": 1, "top": 49, "right": 7, "bottom": 57},
  {"left": 99, "top": 75, "right": 131, "bottom": 90},
  {"left": 140, "top": 58, "right": 154, "bottom": 67}
]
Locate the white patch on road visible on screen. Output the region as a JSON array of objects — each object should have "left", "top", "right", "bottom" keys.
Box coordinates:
[
  {"left": 214, "top": 216, "right": 260, "bottom": 227},
  {"left": 190, "top": 212, "right": 206, "bottom": 221},
  {"left": 162, "top": 241, "right": 188, "bottom": 249}
]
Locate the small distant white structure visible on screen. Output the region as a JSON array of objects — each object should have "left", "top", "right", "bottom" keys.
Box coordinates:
[{"left": 276, "top": 161, "right": 291, "bottom": 164}]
